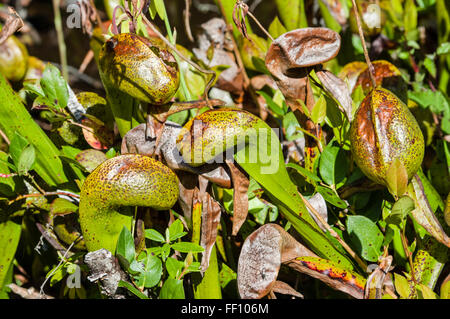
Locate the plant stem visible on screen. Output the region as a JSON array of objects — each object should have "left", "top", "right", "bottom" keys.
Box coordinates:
[
  {"left": 245, "top": 9, "right": 274, "bottom": 41},
  {"left": 351, "top": 0, "right": 376, "bottom": 88},
  {"left": 52, "top": 0, "right": 68, "bottom": 81},
  {"left": 184, "top": 0, "right": 194, "bottom": 42},
  {"left": 39, "top": 235, "right": 79, "bottom": 297},
  {"left": 25, "top": 173, "right": 46, "bottom": 194},
  {"left": 400, "top": 228, "right": 417, "bottom": 283},
  {"left": 8, "top": 191, "right": 80, "bottom": 205}
]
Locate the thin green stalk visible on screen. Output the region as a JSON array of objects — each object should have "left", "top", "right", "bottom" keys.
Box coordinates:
[
  {"left": 52, "top": 0, "right": 68, "bottom": 81},
  {"left": 159, "top": 2, "right": 192, "bottom": 101}
]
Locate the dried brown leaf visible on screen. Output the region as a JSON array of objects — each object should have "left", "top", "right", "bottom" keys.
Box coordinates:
[
  {"left": 272, "top": 280, "right": 304, "bottom": 299},
  {"left": 193, "top": 18, "right": 244, "bottom": 95},
  {"left": 407, "top": 175, "right": 450, "bottom": 248},
  {"left": 225, "top": 160, "right": 249, "bottom": 236},
  {"left": 316, "top": 69, "right": 353, "bottom": 121},
  {"left": 197, "top": 177, "right": 222, "bottom": 272},
  {"left": 364, "top": 255, "right": 393, "bottom": 299},
  {"left": 232, "top": 1, "right": 249, "bottom": 40},
  {"left": 0, "top": 7, "right": 24, "bottom": 45},
  {"left": 306, "top": 193, "right": 328, "bottom": 232},
  {"left": 76, "top": 0, "right": 98, "bottom": 36},
  {"left": 265, "top": 28, "right": 339, "bottom": 113},
  {"left": 237, "top": 224, "right": 315, "bottom": 299},
  {"left": 266, "top": 28, "right": 340, "bottom": 71}
]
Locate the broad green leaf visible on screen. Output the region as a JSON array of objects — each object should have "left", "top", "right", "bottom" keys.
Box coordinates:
[
  {"left": 171, "top": 242, "right": 204, "bottom": 253},
  {"left": 9, "top": 132, "right": 29, "bottom": 169},
  {"left": 409, "top": 89, "right": 449, "bottom": 116},
  {"left": 287, "top": 163, "right": 322, "bottom": 184},
  {"left": 50, "top": 198, "right": 78, "bottom": 215},
  {"left": 385, "top": 158, "right": 408, "bottom": 198},
  {"left": 219, "top": 262, "right": 237, "bottom": 289},
  {"left": 145, "top": 229, "right": 166, "bottom": 243},
  {"left": 0, "top": 219, "right": 21, "bottom": 291},
  {"left": 417, "top": 170, "right": 444, "bottom": 212},
  {"left": 0, "top": 151, "right": 16, "bottom": 197},
  {"left": 394, "top": 273, "right": 412, "bottom": 299},
  {"left": 40, "top": 63, "right": 69, "bottom": 110},
  {"left": 138, "top": 254, "right": 162, "bottom": 288},
  {"left": 416, "top": 284, "right": 438, "bottom": 299},
  {"left": 346, "top": 215, "right": 384, "bottom": 262},
  {"left": 116, "top": 226, "right": 135, "bottom": 266},
  {"left": 192, "top": 245, "right": 222, "bottom": 299},
  {"left": 159, "top": 278, "right": 185, "bottom": 299},
  {"left": 275, "top": 0, "right": 307, "bottom": 29},
  {"left": 407, "top": 174, "right": 450, "bottom": 247},
  {"left": 424, "top": 56, "right": 437, "bottom": 78},
  {"left": 152, "top": 0, "right": 167, "bottom": 21},
  {"left": 251, "top": 57, "right": 271, "bottom": 75},
  {"left": 319, "top": 142, "right": 347, "bottom": 186},
  {"left": 257, "top": 91, "right": 285, "bottom": 117},
  {"left": 318, "top": 0, "right": 341, "bottom": 33},
  {"left": 0, "top": 74, "right": 70, "bottom": 186},
  {"left": 283, "top": 112, "right": 303, "bottom": 141},
  {"left": 412, "top": 236, "right": 447, "bottom": 289},
  {"left": 311, "top": 95, "right": 327, "bottom": 124},
  {"left": 161, "top": 243, "right": 171, "bottom": 260},
  {"left": 168, "top": 220, "right": 186, "bottom": 242},
  {"left": 17, "top": 144, "right": 35, "bottom": 175},
  {"left": 325, "top": 95, "right": 344, "bottom": 129},
  {"left": 268, "top": 16, "right": 287, "bottom": 39},
  {"left": 275, "top": 0, "right": 300, "bottom": 30},
  {"left": 316, "top": 186, "right": 348, "bottom": 208},
  {"left": 437, "top": 42, "right": 450, "bottom": 55},
  {"left": 118, "top": 280, "right": 149, "bottom": 299},
  {"left": 105, "top": 148, "right": 117, "bottom": 159},
  {"left": 386, "top": 196, "right": 415, "bottom": 226},
  {"left": 404, "top": 0, "right": 418, "bottom": 34},
  {"left": 165, "top": 257, "right": 183, "bottom": 279}
]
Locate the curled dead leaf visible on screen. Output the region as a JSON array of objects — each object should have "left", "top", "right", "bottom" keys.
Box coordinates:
[
  {"left": 271, "top": 280, "right": 304, "bottom": 299},
  {"left": 0, "top": 7, "right": 24, "bottom": 45},
  {"left": 306, "top": 193, "right": 328, "bottom": 232},
  {"left": 265, "top": 28, "right": 340, "bottom": 114},
  {"left": 225, "top": 159, "right": 249, "bottom": 236},
  {"left": 407, "top": 174, "right": 450, "bottom": 248},
  {"left": 193, "top": 18, "right": 244, "bottom": 95},
  {"left": 196, "top": 177, "right": 222, "bottom": 272},
  {"left": 237, "top": 223, "right": 315, "bottom": 299},
  {"left": 316, "top": 69, "right": 353, "bottom": 121},
  {"left": 266, "top": 28, "right": 340, "bottom": 72},
  {"left": 364, "top": 255, "right": 393, "bottom": 299}
]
